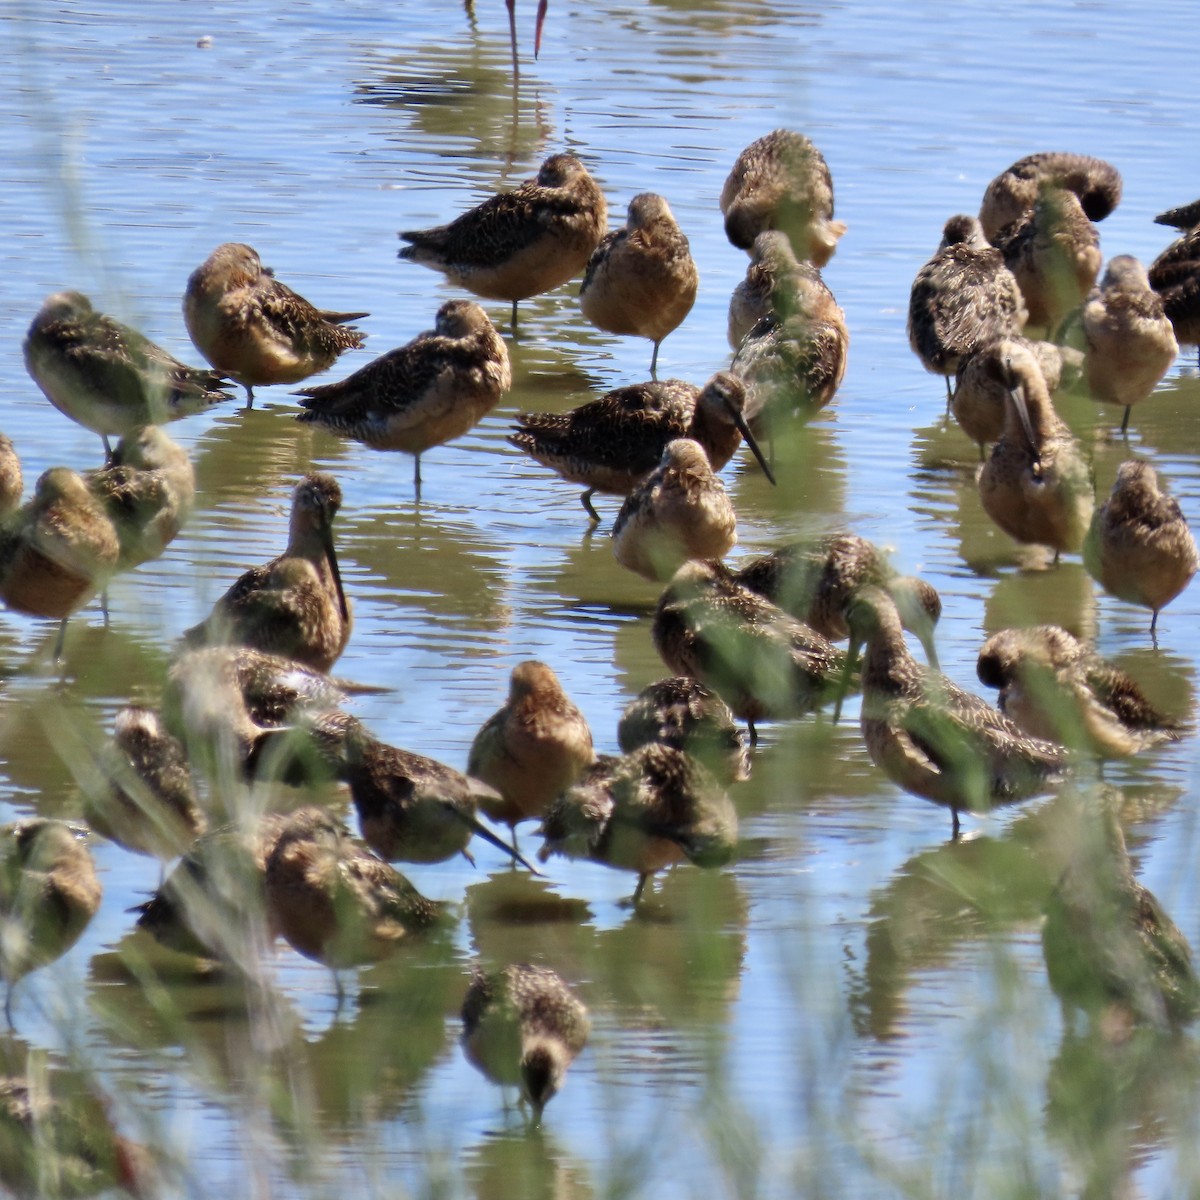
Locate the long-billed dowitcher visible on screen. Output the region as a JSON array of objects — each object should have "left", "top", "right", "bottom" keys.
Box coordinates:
[
  {"left": 183, "top": 241, "right": 369, "bottom": 407},
  {"left": 182, "top": 472, "right": 351, "bottom": 672},
  {"left": 992, "top": 186, "right": 1102, "bottom": 335},
  {"left": 1148, "top": 201, "right": 1200, "bottom": 358},
  {"left": 398, "top": 153, "right": 607, "bottom": 329},
  {"left": 87, "top": 425, "right": 194, "bottom": 572},
  {"left": 731, "top": 532, "right": 942, "bottom": 661},
  {"left": 731, "top": 275, "right": 848, "bottom": 437},
  {"left": 951, "top": 337, "right": 1082, "bottom": 458},
  {"left": 0, "top": 467, "right": 120, "bottom": 658},
  {"left": 840, "top": 587, "right": 1067, "bottom": 836},
  {"left": 979, "top": 152, "right": 1122, "bottom": 242},
  {"left": 466, "top": 661, "right": 596, "bottom": 844},
  {"left": 1042, "top": 804, "right": 1199, "bottom": 1034},
  {"left": 720, "top": 129, "right": 847, "bottom": 264},
  {"left": 1077, "top": 256, "right": 1178, "bottom": 434},
  {"left": 0, "top": 435, "right": 21, "bottom": 520},
  {"left": 727, "top": 230, "right": 826, "bottom": 349},
  {"left": 508, "top": 371, "right": 773, "bottom": 522},
  {"left": 264, "top": 807, "right": 447, "bottom": 997},
  {"left": 294, "top": 299, "right": 511, "bottom": 494},
  {"left": 302, "top": 709, "right": 538, "bottom": 870},
  {"left": 1083, "top": 460, "right": 1198, "bottom": 643},
  {"left": 461, "top": 962, "right": 589, "bottom": 1124},
  {"left": 652, "top": 558, "right": 848, "bottom": 745},
  {"left": 579, "top": 192, "right": 698, "bottom": 378},
  {"left": 23, "top": 291, "right": 233, "bottom": 460},
  {"left": 617, "top": 676, "right": 751, "bottom": 786},
  {"left": 976, "top": 625, "right": 1182, "bottom": 758},
  {"left": 88, "top": 705, "right": 206, "bottom": 869},
  {"left": 0, "top": 820, "right": 102, "bottom": 1026},
  {"left": 538, "top": 743, "right": 739, "bottom": 905},
  {"left": 611, "top": 438, "right": 736, "bottom": 581},
  {"left": 907, "top": 215, "right": 1027, "bottom": 404},
  {"left": 977, "top": 340, "right": 1094, "bottom": 562}
]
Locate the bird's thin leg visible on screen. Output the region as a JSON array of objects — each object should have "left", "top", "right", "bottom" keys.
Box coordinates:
[
  {"left": 100, "top": 588, "right": 110, "bottom": 627},
  {"left": 53, "top": 617, "right": 68, "bottom": 661},
  {"left": 649, "top": 340, "right": 661, "bottom": 380},
  {"left": 747, "top": 720, "right": 758, "bottom": 747},
  {"left": 414, "top": 453, "right": 422, "bottom": 503},
  {"left": 1150, "top": 609, "right": 1160, "bottom": 649},
  {"left": 944, "top": 375, "right": 953, "bottom": 412},
  {"left": 511, "top": 300, "right": 519, "bottom": 332},
  {"left": 505, "top": 0, "right": 519, "bottom": 79},
  {"left": 951, "top": 807, "right": 961, "bottom": 840},
  {"left": 632, "top": 874, "right": 648, "bottom": 906},
  {"left": 1120, "top": 405, "right": 1132, "bottom": 436},
  {"left": 244, "top": 384, "right": 255, "bottom": 410}
]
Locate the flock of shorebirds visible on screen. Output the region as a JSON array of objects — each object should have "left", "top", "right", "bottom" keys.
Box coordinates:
[{"left": 3, "top": 126, "right": 1200, "bottom": 1158}]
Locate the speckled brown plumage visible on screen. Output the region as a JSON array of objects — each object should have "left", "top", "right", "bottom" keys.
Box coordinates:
[
  {"left": 844, "top": 587, "right": 1067, "bottom": 835},
  {"left": 611, "top": 438, "right": 736, "bottom": 581},
  {"left": 978, "top": 340, "right": 1094, "bottom": 558},
  {"left": 467, "top": 661, "right": 596, "bottom": 834},
  {"left": 89, "top": 705, "right": 205, "bottom": 863},
  {"left": 508, "top": 371, "right": 771, "bottom": 522},
  {"left": 720, "top": 129, "right": 846, "bottom": 264},
  {"left": 295, "top": 298, "right": 509, "bottom": 491},
  {"left": 727, "top": 230, "right": 828, "bottom": 349},
  {"left": 1079, "top": 256, "right": 1177, "bottom": 433},
  {"left": 652, "top": 558, "right": 847, "bottom": 743},
  {"left": 23, "top": 290, "right": 233, "bottom": 459},
  {"left": 979, "top": 152, "right": 1122, "bottom": 242},
  {"left": 907, "top": 215, "right": 1027, "bottom": 398},
  {"left": 1148, "top": 218, "right": 1200, "bottom": 351},
  {"left": 992, "top": 187, "right": 1101, "bottom": 333},
  {"left": 537, "top": 743, "right": 738, "bottom": 903},
  {"left": 976, "top": 624, "right": 1182, "bottom": 758},
  {"left": 398, "top": 153, "right": 607, "bottom": 327},
  {"left": 265, "top": 807, "right": 446, "bottom": 976},
  {"left": 1084, "top": 460, "right": 1198, "bottom": 641},
  {"left": 184, "top": 241, "right": 368, "bottom": 406},
  {"left": 617, "top": 676, "right": 751, "bottom": 786},
  {"left": 182, "top": 472, "right": 351, "bottom": 672},
  {"left": 579, "top": 192, "right": 698, "bottom": 377},
  {"left": 461, "top": 963, "right": 590, "bottom": 1121},
  {"left": 0, "top": 435, "right": 21, "bottom": 520}
]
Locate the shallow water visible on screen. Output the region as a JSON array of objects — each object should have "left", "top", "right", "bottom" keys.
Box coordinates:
[{"left": 2, "top": 0, "right": 1200, "bottom": 1195}]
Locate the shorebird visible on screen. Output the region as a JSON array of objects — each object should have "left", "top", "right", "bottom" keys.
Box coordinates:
[
  {"left": 731, "top": 276, "right": 848, "bottom": 437},
  {"left": 264, "top": 807, "right": 447, "bottom": 998},
  {"left": 294, "top": 299, "right": 510, "bottom": 494},
  {"left": 1079, "top": 256, "right": 1178, "bottom": 434},
  {"left": 978, "top": 340, "right": 1094, "bottom": 562},
  {"left": 1042, "top": 803, "right": 1199, "bottom": 1034},
  {"left": 992, "top": 186, "right": 1102, "bottom": 335},
  {"left": 23, "top": 291, "right": 233, "bottom": 460},
  {"left": 398, "top": 153, "right": 607, "bottom": 329},
  {"left": 461, "top": 962, "right": 589, "bottom": 1124},
  {"left": 1148, "top": 200, "right": 1200, "bottom": 359},
  {"left": 0, "top": 435, "right": 21, "bottom": 519},
  {"left": 88, "top": 705, "right": 205, "bottom": 868},
  {"left": 537, "top": 743, "right": 739, "bottom": 905},
  {"left": 0, "top": 467, "right": 120, "bottom": 658},
  {"left": 182, "top": 472, "right": 351, "bottom": 672},
  {"left": 579, "top": 192, "right": 698, "bottom": 378},
  {"left": 727, "top": 230, "right": 827, "bottom": 349},
  {"left": 183, "top": 241, "right": 369, "bottom": 407},
  {"left": 87, "top": 425, "right": 194, "bottom": 572},
  {"left": 907, "top": 215, "right": 1027, "bottom": 404},
  {"left": 508, "top": 371, "right": 774, "bottom": 522},
  {"left": 617, "top": 676, "right": 752, "bottom": 786},
  {"left": 611, "top": 438, "right": 737, "bottom": 581},
  {"left": 976, "top": 625, "right": 1182, "bottom": 758},
  {"left": 0, "top": 820, "right": 102, "bottom": 1026},
  {"left": 840, "top": 587, "right": 1067, "bottom": 836},
  {"left": 302, "top": 709, "right": 537, "bottom": 870},
  {"left": 652, "top": 558, "right": 847, "bottom": 745},
  {"left": 952, "top": 337, "right": 1082, "bottom": 458},
  {"left": 979, "top": 152, "right": 1122, "bottom": 242},
  {"left": 720, "top": 129, "right": 846, "bottom": 265},
  {"left": 1084, "top": 460, "right": 1198, "bottom": 642},
  {"left": 730, "top": 532, "right": 942, "bottom": 660},
  {"left": 467, "top": 661, "right": 596, "bottom": 843}
]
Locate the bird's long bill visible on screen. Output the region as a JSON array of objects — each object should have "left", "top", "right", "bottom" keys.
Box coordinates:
[
  {"left": 534, "top": 0, "right": 548, "bottom": 57},
  {"left": 832, "top": 638, "right": 861, "bottom": 725},
  {"left": 322, "top": 528, "right": 351, "bottom": 624},
  {"left": 467, "top": 814, "right": 544, "bottom": 876},
  {"left": 916, "top": 624, "right": 940, "bottom": 672},
  {"left": 1008, "top": 380, "right": 1041, "bottom": 466},
  {"left": 725, "top": 399, "right": 778, "bottom": 486}
]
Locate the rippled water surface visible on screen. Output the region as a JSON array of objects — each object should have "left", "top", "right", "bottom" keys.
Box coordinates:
[{"left": 2, "top": 0, "right": 1200, "bottom": 1195}]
